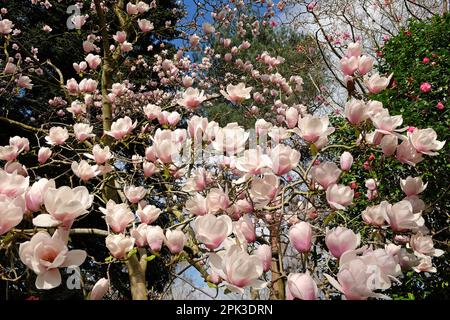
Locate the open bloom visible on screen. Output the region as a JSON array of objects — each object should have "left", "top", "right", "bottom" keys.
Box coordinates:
[
  {"left": 311, "top": 162, "right": 341, "bottom": 189},
  {"left": 384, "top": 200, "right": 424, "bottom": 232},
  {"left": 270, "top": 144, "right": 300, "bottom": 176},
  {"left": 25, "top": 178, "right": 56, "bottom": 212},
  {"left": 85, "top": 54, "right": 101, "bottom": 69},
  {"left": 19, "top": 231, "right": 86, "bottom": 289},
  {"left": 357, "top": 55, "right": 374, "bottom": 75},
  {"left": 286, "top": 272, "right": 318, "bottom": 300},
  {"left": 340, "top": 56, "right": 359, "bottom": 76},
  {"left": 326, "top": 226, "right": 360, "bottom": 258},
  {"left": 209, "top": 244, "right": 265, "bottom": 293},
  {"left": 0, "top": 194, "right": 25, "bottom": 235},
  {"left": 73, "top": 123, "right": 94, "bottom": 141},
  {"left": 138, "top": 19, "right": 154, "bottom": 32},
  {"left": 193, "top": 214, "right": 233, "bottom": 250},
  {"left": 0, "top": 169, "right": 29, "bottom": 198},
  {"left": 408, "top": 128, "right": 445, "bottom": 156},
  {"left": 235, "top": 147, "right": 272, "bottom": 175},
  {"left": 206, "top": 188, "right": 230, "bottom": 213},
  {"left": 185, "top": 194, "right": 208, "bottom": 216},
  {"left": 100, "top": 200, "right": 134, "bottom": 233},
  {"left": 105, "top": 116, "right": 137, "bottom": 140},
  {"left": 396, "top": 140, "right": 424, "bottom": 166},
  {"left": 364, "top": 73, "right": 392, "bottom": 94},
  {"left": 177, "top": 88, "right": 207, "bottom": 110},
  {"left": 410, "top": 233, "right": 444, "bottom": 257},
  {"left": 85, "top": 145, "right": 112, "bottom": 164},
  {"left": 71, "top": 160, "right": 101, "bottom": 182},
  {"left": 212, "top": 123, "right": 249, "bottom": 155},
  {"left": 33, "top": 186, "right": 93, "bottom": 228},
  {"left": 105, "top": 234, "right": 135, "bottom": 259},
  {"left": 346, "top": 42, "right": 361, "bottom": 57},
  {"left": 124, "top": 186, "right": 147, "bottom": 204},
  {"left": 220, "top": 83, "right": 253, "bottom": 104},
  {"left": 45, "top": 127, "right": 69, "bottom": 145},
  {"left": 326, "top": 184, "right": 354, "bottom": 210},
  {"left": 136, "top": 203, "right": 161, "bottom": 224},
  {"left": 289, "top": 221, "right": 312, "bottom": 253},
  {"left": 362, "top": 201, "right": 388, "bottom": 227},
  {"left": 295, "top": 115, "right": 335, "bottom": 144},
  {"left": 249, "top": 174, "right": 279, "bottom": 209},
  {"left": 400, "top": 176, "right": 427, "bottom": 196}
]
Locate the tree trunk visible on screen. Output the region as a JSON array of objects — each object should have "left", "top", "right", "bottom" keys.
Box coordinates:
[
  {"left": 126, "top": 255, "right": 148, "bottom": 300},
  {"left": 269, "top": 223, "right": 285, "bottom": 300}
]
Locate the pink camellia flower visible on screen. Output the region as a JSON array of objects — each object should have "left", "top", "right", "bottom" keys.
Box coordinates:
[
  {"left": 249, "top": 174, "right": 279, "bottom": 209},
  {"left": 45, "top": 126, "right": 69, "bottom": 145},
  {"left": 71, "top": 160, "right": 101, "bottom": 182},
  {"left": 165, "top": 229, "right": 185, "bottom": 254},
  {"left": 0, "top": 194, "right": 25, "bottom": 235},
  {"left": 362, "top": 201, "right": 388, "bottom": 227},
  {"left": 138, "top": 19, "right": 154, "bottom": 32},
  {"left": 32, "top": 186, "right": 93, "bottom": 228},
  {"left": 346, "top": 42, "right": 362, "bottom": 58},
  {"left": 38, "top": 147, "right": 52, "bottom": 164},
  {"left": 285, "top": 107, "right": 299, "bottom": 129},
  {"left": 220, "top": 83, "right": 253, "bottom": 104},
  {"left": 344, "top": 99, "right": 368, "bottom": 125},
  {"left": 124, "top": 185, "right": 146, "bottom": 204},
  {"left": 0, "top": 19, "right": 14, "bottom": 34},
  {"left": 71, "top": 15, "right": 88, "bottom": 29},
  {"left": 177, "top": 87, "right": 207, "bottom": 110},
  {"left": 408, "top": 128, "right": 445, "bottom": 156},
  {"left": 340, "top": 152, "right": 353, "bottom": 171},
  {"left": 193, "top": 214, "right": 233, "bottom": 249},
  {"left": 84, "top": 145, "right": 112, "bottom": 164},
  {"left": 73, "top": 123, "right": 94, "bottom": 142},
  {"left": 270, "top": 144, "right": 300, "bottom": 176},
  {"left": 208, "top": 244, "right": 265, "bottom": 294},
  {"left": 326, "top": 184, "right": 354, "bottom": 210},
  {"left": 286, "top": 272, "right": 318, "bottom": 300},
  {"left": 105, "top": 234, "right": 135, "bottom": 259},
  {"left": 185, "top": 194, "right": 208, "bottom": 216},
  {"left": 410, "top": 233, "right": 444, "bottom": 257},
  {"left": 233, "top": 214, "right": 256, "bottom": 243},
  {"left": 325, "top": 226, "right": 360, "bottom": 258},
  {"left": 100, "top": 200, "right": 134, "bottom": 233},
  {"left": 295, "top": 115, "right": 335, "bottom": 144},
  {"left": 255, "top": 244, "right": 272, "bottom": 272},
  {"left": 289, "top": 221, "right": 313, "bottom": 253},
  {"left": 105, "top": 116, "right": 137, "bottom": 140},
  {"left": 380, "top": 134, "right": 398, "bottom": 156},
  {"left": 364, "top": 73, "right": 393, "bottom": 93},
  {"left": 146, "top": 225, "right": 165, "bottom": 252},
  {"left": 85, "top": 54, "right": 101, "bottom": 69},
  {"left": 136, "top": 203, "right": 161, "bottom": 224},
  {"left": 206, "top": 188, "right": 230, "bottom": 213},
  {"left": 212, "top": 123, "right": 249, "bottom": 155},
  {"left": 340, "top": 56, "right": 359, "bottom": 76},
  {"left": 130, "top": 224, "right": 148, "bottom": 247},
  {"left": 19, "top": 231, "right": 86, "bottom": 289},
  {"left": 384, "top": 200, "right": 424, "bottom": 232},
  {"left": 400, "top": 176, "right": 427, "bottom": 196},
  {"left": 357, "top": 55, "right": 374, "bottom": 75},
  {"left": 419, "top": 82, "right": 431, "bottom": 93},
  {"left": 89, "top": 278, "right": 109, "bottom": 300},
  {"left": 25, "top": 178, "right": 55, "bottom": 212},
  {"left": 311, "top": 161, "right": 341, "bottom": 189},
  {"left": 0, "top": 169, "right": 29, "bottom": 198},
  {"left": 396, "top": 140, "right": 424, "bottom": 166}
]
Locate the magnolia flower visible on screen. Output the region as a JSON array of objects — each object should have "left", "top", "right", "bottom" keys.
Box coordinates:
[
  {"left": 130, "top": 224, "right": 148, "bottom": 247},
  {"left": 67, "top": 100, "right": 86, "bottom": 116},
  {"left": 17, "top": 76, "right": 33, "bottom": 90},
  {"left": 182, "top": 168, "right": 211, "bottom": 193},
  {"left": 33, "top": 186, "right": 93, "bottom": 228},
  {"left": 209, "top": 245, "right": 265, "bottom": 293},
  {"left": 146, "top": 226, "right": 165, "bottom": 252},
  {"left": 0, "top": 19, "right": 14, "bottom": 34},
  {"left": 73, "top": 123, "right": 94, "bottom": 142},
  {"left": 136, "top": 203, "right": 161, "bottom": 224},
  {"left": 396, "top": 140, "right": 424, "bottom": 166},
  {"left": 189, "top": 34, "right": 200, "bottom": 47},
  {"left": 344, "top": 99, "right": 368, "bottom": 125},
  {"left": 249, "top": 174, "right": 279, "bottom": 209},
  {"left": 85, "top": 54, "right": 101, "bottom": 69},
  {"left": 235, "top": 147, "right": 272, "bottom": 175},
  {"left": 71, "top": 160, "right": 101, "bottom": 182},
  {"left": 400, "top": 176, "right": 427, "bottom": 196},
  {"left": 289, "top": 221, "right": 312, "bottom": 253},
  {"left": 124, "top": 186, "right": 147, "bottom": 204},
  {"left": 286, "top": 272, "right": 318, "bottom": 300},
  {"left": 410, "top": 233, "right": 444, "bottom": 257},
  {"left": 362, "top": 201, "right": 388, "bottom": 227},
  {"left": 138, "top": 19, "right": 154, "bottom": 32},
  {"left": 165, "top": 229, "right": 185, "bottom": 254},
  {"left": 100, "top": 200, "right": 134, "bottom": 233},
  {"left": 185, "top": 194, "right": 208, "bottom": 216},
  {"left": 0, "top": 145, "right": 20, "bottom": 162},
  {"left": 326, "top": 184, "right": 354, "bottom": 210},
  {"left": 380, "top": 134, "right": 398, "bottom": 156},
  {"left": 296, "top": 115, "right": 335, "bottom": 144},
  {"left": 0, "top": 194, "right": 25, "bottom": 235},
  {"left": 233, "top": 215, "right": 256, "bottom": 243},
  {"left": 364, "top": 73, "right": 392, "bottom": 94},
  {"left": 206, "top": 188, "right": 230, "bottom": 213},
  {"left": 25, "top": 178, "right": 55, "bottom": 212},
  {"left": 285, "top": 107, "right": 299, "bottom": 129},
  {"left": 177, "top": 88, "right": 207, "bottom": 110},
  {"left": 357, "top": 55, "right": 374, "bottom": 75},
  {"left": 89, "top": 278, "right": 109, "bottom": 300},
  {"left": 413, "top": 254, "right": 436, "bottom": 273},
  {"left": 45, "top": 127, "right": 69, "bottom": 145},
  {"left": 212, "top": 123, "right": 249, "bottom": 155},
  {"left": 79, "top": 78, "right": 98, "bottom": 93},
  {"left": 85, "top": 145, "right": 112, "bottom": 164},
  {"left": 220, "top": 83, "right": 253, "bottom": 104},
  {"left": 255, "top": 244, "right": 271, "bottom": 272},
  {"left": 326, "top": 227, "right": 360, "bottom": 259},
  {"left": 0, "top": 169, "right": 29, "bottom": 198},
  {"left": 105, "top": 234, "right": 135, "bottom": 259},
  {"left": 340, "top": 56, "right": 359, "bottom": 76},
  {"left": 19, "top": 231, "right": 86, "bottom": 289},
  {"left": 408, "top": 128, "right": 445, "bottom": 156},
  {"left": 346, "top": 42, "right": 361, "bottom": 57},
  {"left": 143, "top": 161, "right": 159, "bottom": 177},
  {"left": 270, "top": 144, "right": 300, "bottom": 176},
  {"left": 311, "top": 162, "right": 342, "bottom": 189},
  {"left": 193, "top": 214, "right": 233, "bottom": 249},
  {"left": 340, "top": 152, "right": 353, "bottom": 171},
  {"left": 71, "top": 15, "right": 87, "bottom": 29},
  {"left": 9, "top": 136, "right": 29, "bottom": 152},
  {"left": 384, "top": 200, "right": 424, "bottom": 232},
  {"left": 105, "top": 116, "right": 137, "bottom": 140}
]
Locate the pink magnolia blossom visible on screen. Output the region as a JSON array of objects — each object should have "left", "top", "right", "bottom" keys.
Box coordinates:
[
  {"left": 384, "top": 200, "right": 424, "bottom": 232},
  {"left": 295, "top": 115, "right": 335, "bottom": 144},
  {"left": 100, "top": 200, "right": 134, "bottom": 233},
  {"left": 410, "top": 233, "right": 444, "bottom": 257},
  {"left": 130, "top": 224, "right": 149, "bottom": 247},
  {"left": 364, "top": 73, "right": 392, "bottom": 93},
  {"left": 85, "top": 54, "right": 101, "bottom": 69},
  {"left": 408, "top": 128, "right": 445, "bottom": 156},
  {"left": 45, "top": 127, "right": 69, "bottom": 145},
  {"left": 325, "top": 226, "right": 360, "bottom": 259},
  {"left": 143, "top": 104, "right": 161, "bottom": 120},
  {"left": 286, "top": 272, "right": 318, "bottom": 300},
  {"left": 71, "top": 160, "right": 101, "bottom": 182},
  {"left": 212, "top": 123, "right": 249, "bottom": 155},
  {"left": 249, "top": 174, "right": 279, "bottom": 209},
  {"left": 326, "top": 184, "right": 354, "bottom": 210},
  {"left": 78, "top": 78, "right": 98, "bottom": 93},
  {"left": 362, "top": 201, "right": 389, "bottom": 227},
  {"left": 185, "top": 194, "right": 208, "bottom": 216},
  {"left": 25, "top": 178, "right": 55, "bottom": 212},
  {"left": 73, "top": 123, "right": 94, "bottom": 141},
  {"left": 340, "top": 56, "right": 359, "bottom": 76},
  {"left": 138, "top": 19, "right": 154, "bottom": 32},
  {"left": 396, "top": 140, "right": 424, "bottom": 166},
  {"left": 38, "top": 147, "right": 52, "bottom": 164},
  {"left": 340, "top": 152, "right": 353, "bottom": 171},
  {"left": 193, "top": 214, "right": 233, "bottom": 249},
  {"left": 177, "top": 88, "right": 207, "bottom": 110},
  {"left": 0, "top": 169, "right": 29, "bottom": 198},
  {"left": 346, "top": 42, "right": 362, "bottom": 57},
  {"left": 0, "top": 19, "right": 14, "bottom": 34},
  {"left": 357, "top": 55, "right": 374, "bottom": 75},
  {"left": 105, "top": 116, "right": 137, "bottom": 140},
  {"left": 289, "top": 221, "right": 313, "bottom": 253},
  {"left": 89, "top": 278, "right": 109, "bottom": 300},
  {"left": 71, "top": 15, "right": 88, "bottom": 29},
  {"left": 400, "top": 176, "right": 427, "bottom": 196},
  {"left": 255, "top": 244, "right": 271, "bottom": 272},
  {"left": 220, "top": 83, "right": 253, "bottom": 104},
  {"left": 0, "top": 194, "right": 25, "bottom": 235},
  {"left": 344, "top": 99, "right": 368, "bottom": 125},
  {"left": 124, "top": 185, "right": 147, "bottom": 204},
  {"left": 233, "top": 214, "right": 256, "bottom": 243},
  {"left": 136, "top": 203, "right": 161, "bottom": 224},
  {"left": 182, "top": 168, "right": 211, "bottom": 193},
  {"left": 105, "top": 234, "right": 135, "bottom": 259},
  {"left": 270, "top": 144, "right": 300, "bottom": 176},
  {"left": 165, "top": 229, "right": 185, "bottom": 254},
  {"left": 146, "top": 226, "right": 165, "bottom": 251},
  {"left": 380, "top": 134, "right": 398, "bottom": 156},
  {"left": 19, "top": 231, "right": 86, "bottom": 289},
  {"left": 311, "top": 162, "right": 341, "bottom": 189},
  {"left": 143, "top": 161, "right": 159, "bottom": 177},
  {"left": 285, "top": 107, "right": 299, "bottom": 129},
  {"left": 84, "top": 145, "right": 112, "bottom": 164},
  {"left": 206, "top": 188, "right": 230, "bottom": 213},
  {"left": 235, "top": 147, "right": 272, "bottom": 175},
  {"left": 113, "top": 31, "right": 127, "bottom": 43}
]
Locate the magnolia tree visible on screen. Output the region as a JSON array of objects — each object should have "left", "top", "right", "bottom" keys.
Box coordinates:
[{"left": 0, "top": 0, "right": 446, "bottom": 300}]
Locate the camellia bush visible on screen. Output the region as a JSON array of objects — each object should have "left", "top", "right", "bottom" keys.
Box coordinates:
[{"left": 0, "top": 0, "right": 447, "bottom": 300}]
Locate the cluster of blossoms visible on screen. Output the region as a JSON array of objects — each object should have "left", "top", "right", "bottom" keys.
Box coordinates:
[{"left": 0, "top": 1, "right": 446, "bottom": 300}]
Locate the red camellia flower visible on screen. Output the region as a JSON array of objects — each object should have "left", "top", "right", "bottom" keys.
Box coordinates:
[
  {"left": 437, "top": 101, "right": 444, "bottom": 110},
  {"left": 422, "top": 57, "right": 430, "bottom": 64},
  {"left": 420, "top": 82, "right": 432, "bottom": 93}
]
